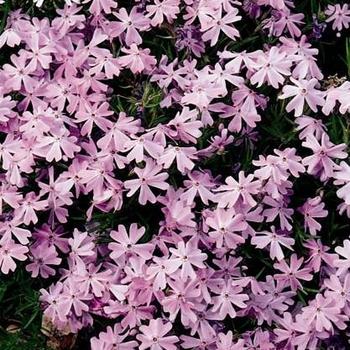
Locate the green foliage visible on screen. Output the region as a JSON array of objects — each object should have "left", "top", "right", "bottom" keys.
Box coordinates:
[{"left": 0, "top": 269, "right": 48, "bottom": 349}]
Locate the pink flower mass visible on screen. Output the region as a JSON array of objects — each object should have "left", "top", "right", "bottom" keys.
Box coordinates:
[{"left": 0, "top": 0, "right": 350, "bottom": 349}]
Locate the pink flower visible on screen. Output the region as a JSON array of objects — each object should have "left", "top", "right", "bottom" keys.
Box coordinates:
[
  {"left": 137, "top": 318, "right": 179, "bottom": 350},
  {"left": 325, "top": 4, "right": 350, "bottom": 32},
  {"left": 35, "top": 127, "right": 81, "bottom": 162},
  {"left": 113, "top": 7, "right": 150, "bottom": 46},
  {"left": 124, "top": 159, "right": 169, "bottom": 205},
  {"left": 215, "top": 171, "right": 260, "bottom": 208},
  {"left": 166, "top": 107, "right": 202, "bottom": 144},
  {"left": 251, "top": 226, "right": 294, "bottom": 261},
  {"left": 298, "top": 196, "right": 328, "bottom": 236},
  {"left": 68, "top": 229, "right": 95, "bottom": 262},
  {"left": 108, "top": 223, "right": 154, "bottom": 261},
  {"left": 91, "top": 325, "right": 138, "bottom": 350},
  {"left": 250, "top": 47, "right": 292, "bottom": 88},
  {"left": 295, "top": 115, "right": 326, "bottom": 140},
  {"left": 181, "top": 170, "right": 215, "bottom": 205},
  {"left": 15, "top": 192, "right": 48, "bottom": 225},
  {"left": 210, "top": 280, "right": 249, "bottom": 320},
  {"left": 335, "top": 239, "right": 350, "bottom": 275},
  {"left": 304, "top": 239, "right": 336, "bottom": 272},
  {"left": 301, "top": 293, "right": 346, "bottom": 332},
  {"left": 302, "top": 132, "right": 347, "bottom": 180},
  {"left": 118, "top": 44, "right": 156, "bottom": 74},
  {"left": 0, "top": 28, "right": 21, "bottom": 49},
  {"left": 161, "top": 278, "right": 200, "bottom": 326},
  {"left": 159, "top": 145, "right": 197, "bottom": 174},
  {"left": 205, "top": 208, "right": 247, "bottom": 249},
  {"left": 217, "top": 331, "right": 245, "bottom": 350},
  {"left": 146, "top": 256, "right": 178, "bottom": 291},
  {"left": 3, "top": 53, "right": 36, "bottom": 91},
  {"left": 169, "top": 239, "right": 207, "bottom": 280},
  {"left": 146, "top": 0, "right": 180, "bottom": 27},
  {"left": 26, "top": 244, "right": 61, "bottom": 278},
  {"left": 274, "top": 254, "right": 312, "bottom": 291},
  {"left": 334, "top": 161, "right": 350, "bottom": 205},
  {"left": 0, "top": 235, "right": 28, "bottom": 274},
  {"left": 75, "top": 101, "right": 113, "bottom": 136},
  {"left": 201, "top": 6, "right": 241, "bottom": 46},
  {"left": 279, "top": 77, "right": 325, "bottom": 117}
]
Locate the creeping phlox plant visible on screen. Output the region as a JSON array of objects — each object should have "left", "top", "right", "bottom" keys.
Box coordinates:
[{"left": 0, "top": 0, "right": 350, "bottom": 349}]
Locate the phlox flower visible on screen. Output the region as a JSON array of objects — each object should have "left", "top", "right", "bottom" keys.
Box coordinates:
[
  {"left": 0, "top": 235, "right": 28, "bottom": 274},
  {"left": 215, "top": 171, "right": 260, "bottom": 208},
  {"left": 26, "top": 244, "right": 61, "bottom": 278},
  {"left": 302, "top": 132, "right": 347, "bottom": 180},
  {"left": 68, "top": 229, "right": 95, "bottom": 263},
  {"left": 298, "top": 196, "right": 328, "bottom": 236},
  {"left": 118, "top": 44, "right": 157, "bottom": 74},
  {"left": 113, "top": 7, "right": 150, "bottom": 46},
  {"left": 335, "top": 239, "right": 350, "bottom": 276},
  {"left": 108, "top": 223, "right": 154, "bottom": 261},
  {"left": 15, "top": 192, "right": 48, "bottom": 225},
  {"left": 146, "top": 0, "right": 180, "bottom": 27},
  {"left": 169, "top": 239, "right": 207, "bottom": 280},
  {"left": 91, "top": 325, "right": 138, "bottom": 350},
  {"left": 304, "top": 239, "right": 336, "bottom": 272},
  {"left": 251, "top": 226, "right": 294, "bottom": 261},
  {"left": 217, "top": 331, "right": 245, "bottom": 350},
  {"left": 279, "top": 77, "right": 324, "bottom": 117},
  {"left": 124, "top": 159, "right": 169, "bottom": 205},
  {"left": 250, "top": 47, "right": 292, "bottom": 88},
  {"left": 334, "top": 161, "right": 350, "bottom": 205},
  {"left": 0, "top": 28, "right": 21, "bottom": 49},
  {"left": 295, "top": 115, "right": 326, "bottom": 140},
  {"left": 210, "top": 281, "right": 249, "bottom": 320},
  {"left": 159, "top": 145, "right": 197, "bottom": 174},
  {"left": 39, "top": 282, "right": 71, "bottom": 323},
  {"left": 137, "top": 318, "right": 179, "bottom": 350},
  {"left": 205, "top": 208, "right": 247, "bottom": 249},
  {"left": 274, "top": 254, "right": 312, "bottom": 291},
  {"left": 161, "top": 278, "right": 201, "bottom": 326},
  {"left": 325, "top": 4, "right": 350, "bottom": 32},
  {"left": 301, "top": 293, "right": 346, "bottom": 333},
  {"left": 201, "top": 6, "right": 241, "bottom": 46}
]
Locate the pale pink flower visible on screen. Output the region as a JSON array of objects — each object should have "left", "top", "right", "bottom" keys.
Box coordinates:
[
  {"left": 298, "top": 196, "right": 328, "bottom": 236},
  {"left": 124, "top": 159, "right": 169, "bottom": 205},
  {"left": 274, "top": 254, "right": 312, "bottom": 291},
  {"left": 201, "top": 6, "right": 241, "bottom": 46},
  {"left": 301, "top": 294, "right": 346, "bottom": 332},
  {"left": 0, "top": 235, "right": 28, "bottom": 274},
  {"left": 302, "top": 132, "right": 347, "bottom": 180},
  {"left": 279, "top": 77, "right": 324, "bottom": 117},
  {"left": 325, "top": 4, "right": 350, "bottom": 32},
  {"left": 113, "top": 7, "right": 150, "bottom": 46},
  {"left": 159, "top": 145, "right": 197, "bottom": 174},
  {"left": 26, "top": 244, "right": 61, "bottom": 278},
  {"left": 250, "top": 47, "right": 292, "bottom": 88},
  {"left": 146, "top": 0, "right": 180, "bottom": 27},
  {"left": 137, "top": 318, "right": 179, "bottom": 350},
  {"left": 108, "top": 223, "right": 154, "bottom": 261},
  {"left": 206, "top": 208, "right": 247, "bottom": 249},
  {"left": 251, "top": 226, "right": 294, "bottom": 261},
  {"left": 118, "top": 44, "right": 157, "bottom": 74},
  {"left": 91, "top": 325, "right": 138, "bottom": 350},
  {"left": 210, "top": 281, "right": 249, "bottom": 320},
  {"left": 169, "top": 239, "right": 207, "bottom": 280},
  {"left": 215, "top": 171, "right": 260, "bottom": 208}
]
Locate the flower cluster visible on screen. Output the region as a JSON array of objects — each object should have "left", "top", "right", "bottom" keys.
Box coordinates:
[{"left": 0, "top": 0, "right": 350, "bottom": 349}]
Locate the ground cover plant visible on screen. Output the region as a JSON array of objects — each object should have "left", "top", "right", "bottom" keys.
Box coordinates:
[{"left": 0, "top": 0, "right": 350, "bottom": 349}]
